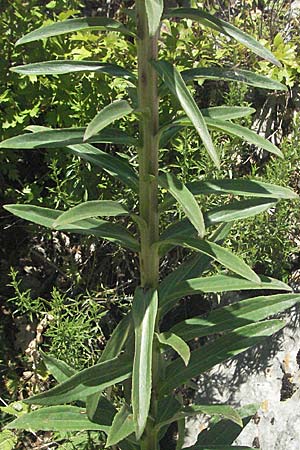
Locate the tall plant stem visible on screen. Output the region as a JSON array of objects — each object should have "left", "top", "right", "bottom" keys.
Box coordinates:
[
  {"left": 136, "top": 2, "right": 160, "bottom": 449},
  {"left": 136, "top": 1, "right": 160, "bottom": 289}
]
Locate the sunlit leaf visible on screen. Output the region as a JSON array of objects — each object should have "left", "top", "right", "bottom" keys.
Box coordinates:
[
  {"left": 99, "top": 313, "right": 133, "bottom": 363},
  {"left": 160, "top": 274, "right": 291, "bottom": 317},
  {"left": 6, "top": 406, "right": 111, "bottom": 431},
  {"left": 16, "top": 17, "right": 135, "bottom": 46},
  {"left": 106, "top": 404, "right": 135, "bottom": 447},
  {"left": 164, "top": 8, "right": 281, "bottom": 66},
  {"left": 157, "top": 237, "right": 260, "bottom": 283},
  {"left": 4, "top": 204, "right": 139, "bottom": 252},
  {"left": 145, "top": 0, "right": 164, "bottom": 36},
  {"left": 182, "top": 67, "right": 287, "bottom": 91},
  {"left": 11, "top": 60, "right": 136, "bottom": 80},
  {"left": 41, "top": 352, "right": 77, "bottom": 384},
  {"left": 24, "top": 355, "right": 132, "bottom": 405},
  {"left": 152, "top": 60, "right": 219, "bottom": 168},
  {"left": 156, "top": 332, "right": 190, "bottom": 366},
  {"left": 171, "top": 293, "right": 300, "bottom": 341},
  {"left": 159, "top": 172, "right": 205, "bottom": 237},
  {"left": 84, "top": 100, "right": 133, "bottom": 141},
  {"left": 159, "top": 320, "right": 285, "bottom": 395},
  {"left": 53, "top": 200, "right": 129, "bottom": 227},
  {"left": 132, "top": 288, "right": 158, "bottom": 439},
  {"left": 0, "top": 128, "right": 137, "bottom": 149}
]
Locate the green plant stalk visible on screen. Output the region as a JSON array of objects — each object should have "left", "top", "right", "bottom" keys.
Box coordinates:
[{"left": 136, "top": 1, "right": 160, "bottom": 448}]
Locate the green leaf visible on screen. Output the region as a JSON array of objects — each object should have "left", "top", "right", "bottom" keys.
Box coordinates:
[
  {"left": 99, "top": 313, "right": 133, "bottom": 363},
  {"left": 156, "top": 332, "right": 190, "bottom": 366},
  {"left": 205, "top": 198, "right": 276, "bottom": 225},
  {"left": 132, "top": 288, "right": 158, "bottom": 439},
  {"left": 84, "top": 100, "right": 133, "bottom": 141},
  {"left": 205, "top": 118, "right": 283, "bottom": 158},
  {"left": 86, "top": 392, "right": 116, "bottom": 426},
  {"left": 187, "top": 446, "right": 256, "bottom": 450},
  {"left": 156, "top": 401, "right": 242, "bottom": 428},
  {"left": 182, "top": 67, "right": 287, "bottom": 91},
  {"left": 201, "top": 106, "right": 255, "bottom": 120},
  {"left": 161, "top": 199, "right": 276, "bottom": 244},
  {"left": 145, "top": 0, "right": 164, "bottom": 36},
  {"left": 41, "top": 352, "right": 77, "bottom": 383},
  {"left": 159, "top": 319, "right": 285, "bottom": 395},
  {"left": 11, "top": 60, "right": 136, "bottom": 80},
  {"left": 171, "top": 293, "right": 300, "bottom": 341},
  {"left": 0, "top": 430, "right": 17, "bottom": 450},
  {"left": 106, "top": 404, "right": 135, "bottom": 447},
  {"left": 187, "top": 179, "right": 297, "bottom": 199},
  {"left": 195, "top": 403, "right": 258, "bottom": 446},
  {"left": 0, "top": 128, "right": 137, "bottom": 149},
  {"left": 158, "top": 237, "right": 260, "bottom": 283},
  {"left": 24, "top": 127, "right": 139, "bottom": 191},
  {"left": 68, "top": 143, "right": 139, "bottom": 192},
  {"left": 159, "top": 172, "right": 205, "bottom": 237},
  {"left": 160, "top": 274, "right": 291, "bottom": 317},
  {"left": 164, "top": 8, "right": 281, "bottom": 67},
  {"left": 24, "top": 355, "right": 132, "bottom": 405},
  {"left": 4, "top": 205, "right": 139, "bottom": 252},
  {"left": 53, "top": 200, "right": 129, "bottom": 227},
  {"left": 158, "top": 223, "right": 231, "bottom": 305},
  {"left": 16, "top": 17, "right": 135, "bottom": 46},
  {"left": 152, "top": 60, "right": 219, "bottom": 168},
  {"left": 6, "top": 406, "right": 112, "bottom": 431}
]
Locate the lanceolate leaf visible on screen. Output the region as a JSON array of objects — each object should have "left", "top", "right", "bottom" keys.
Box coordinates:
[
  {"left": 11, "top": 61, "right": 136, "bottom": 80},
  {"left": 132, "top": 288, "right": 158, "bottom": 439},
  {"left": 158, "top": 237, "right": 260, "bottom": 283},
  {"left": 41, "top": 352, "right": 77, "bottom": 384},
  {"left": 187, "top": 179, "right": 297, "bottom": 199},
  {"left": 22, "top": 127, "right": 139, "bottom": 191},
  {"left": 158, "top": 223, "right": 231, "bottom": 305},
  {"left": 187, "top": 446, "right": 256, "bottom": 450},
  {"left": 99, "top": 313, "right": 133, "bottom": 363},
  {"left": 159, "top": 319, "right": 285, "bottom": 395},
  {"left": 152, "top": 60, "right": 219, "bottom": 168},
  {"left": 195, "top": 403, "right": 258, "bottom": 446},
  {"left": 16, "top": 17, "right": 135, "bottom": 46},
  {"left": 68, "top": 143, "right": 139, "bottom": 192},
  {"left": 4, "top": 205, "right": 139, "bottom": 252},
  {"left": 164, "top": 8, "right": 281, "bottom": 67},
  {"left": 106, "top": 404, "right": 135, "bottom": 447},
  {"left": 24, "top": 355, "right": 132, "bottom": 405},
  {"left": 145, "top": 0, "right": 164, "bottom": 36},
  {"left": 6, "top": 406, "right": 112, "bottom": 431},
  {"left": 171, "top": 293, "right": 300, "bottom": 341},
  {"left": 0, "top": 128, "right": 137, "bottom": 149},
  {"left": 53, "top": 200, "right": 129, "bottom": 227},
  {"left": 156, "top": 401, "right": 242, "bottom": 428},
  {"left": 159, "top": 172, "right": 205, "bottom": 237},
  {"left": 205, "top": 118, "right": 283, "bottom": 158},
  {"left": 84, "top": 100, "right": 133, "bottom": 141},
  {"left": 156, "top": 332, "right": 190, "bottom": 366},
  {"left": 161, "top": 199, "right": 276, "bottom": 243},
  {"left": 160, "top": 274, "right": 291, "bottom": 317},
  {"left": 181, "top": 67, "right": 287, "bottom": 91}
]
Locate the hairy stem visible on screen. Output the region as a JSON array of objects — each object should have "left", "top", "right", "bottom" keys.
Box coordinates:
[{"left": 136, "top": 2, "right": 160, "bottom": 449}]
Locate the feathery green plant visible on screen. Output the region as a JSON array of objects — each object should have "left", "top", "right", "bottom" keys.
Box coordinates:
[{"left": 2, "top": 3, "right": 300, "bottom": 449}]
